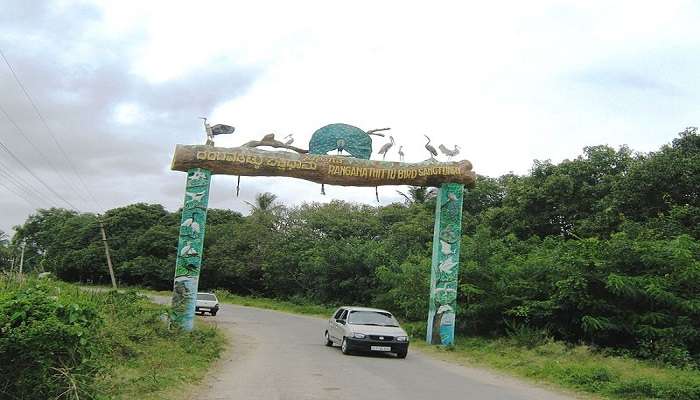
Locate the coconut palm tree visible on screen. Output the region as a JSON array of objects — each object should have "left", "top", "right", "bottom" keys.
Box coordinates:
[
  {"left": 245, "top": 192, "right": 283, "bottom": 213},
  {"left": 396, "top": 186, "right": 437, "bottom": 205}
]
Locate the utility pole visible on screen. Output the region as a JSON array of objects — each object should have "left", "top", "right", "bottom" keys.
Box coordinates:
[
  {"left": 99, "top": 217, "right": 117, "bottom": 289},
  {"left": 19, "top": 241, "right": 25, "bottom": 275}
]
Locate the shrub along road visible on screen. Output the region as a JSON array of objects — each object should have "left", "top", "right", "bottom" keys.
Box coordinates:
[{"left": 152, "top": 295, "right": 575, "bottom": 400}]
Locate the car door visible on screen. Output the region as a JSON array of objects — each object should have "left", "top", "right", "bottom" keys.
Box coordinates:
[
  {"left": 333, "top": 309, "right": 349, "bottom": 341},
  {"left": 333, "top": 309, "right": 348, "bottom": 342},
  {"left": 329, "top": 308, "right": 345, "bottom": 341}
]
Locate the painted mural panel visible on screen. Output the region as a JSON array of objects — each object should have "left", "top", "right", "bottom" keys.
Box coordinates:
[
  {"left": 171, "top": 167, "right": 211, "bottom": 331},
  {"left": 426, "top": 183, "right": 464, "bottom": 345}
]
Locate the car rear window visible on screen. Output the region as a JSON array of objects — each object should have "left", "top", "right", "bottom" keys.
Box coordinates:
[
  {"left": 197, "top": 293, "right": 217, "bottom": 301},
  {"left": 348, "top": 311, "right": 399, "bottom": 326}
]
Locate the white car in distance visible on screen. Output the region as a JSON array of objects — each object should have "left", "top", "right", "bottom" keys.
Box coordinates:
[
  {"left": 324, "top": 306, "right": 409, "bottom": 358},
  {"left": 195, "top": 292, "right": 220, "bottom": 316}
]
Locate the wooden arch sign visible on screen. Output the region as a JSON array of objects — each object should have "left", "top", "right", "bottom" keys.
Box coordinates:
[{"left": 169, "top": 123, "right": 474, "bottom": 346}]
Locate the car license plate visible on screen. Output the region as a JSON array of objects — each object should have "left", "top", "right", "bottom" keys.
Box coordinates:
[{"left": 371, "top": 346, "right": 391, "bottom": 352}]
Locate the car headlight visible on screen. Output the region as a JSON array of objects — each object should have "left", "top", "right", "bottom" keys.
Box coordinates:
[
  {"left": 352, "top": 332, "right": 366, "bottom": 339},
  {"left": 396, "top": 336, "right": 408, "bottom": 342}
]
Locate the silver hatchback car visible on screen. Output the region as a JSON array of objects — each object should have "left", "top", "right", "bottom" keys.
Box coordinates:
[{"left": 324, "top": 306, "right": 409, "bottom": 358}]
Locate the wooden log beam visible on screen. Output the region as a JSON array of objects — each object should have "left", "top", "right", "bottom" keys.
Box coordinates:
[{"left": 171, "top": 144, "right": 476, "bottom": 188}]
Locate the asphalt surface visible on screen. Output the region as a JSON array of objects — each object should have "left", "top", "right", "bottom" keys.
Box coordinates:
[{"left": 156, "top": 297, "right": 576, "bottom": 400}]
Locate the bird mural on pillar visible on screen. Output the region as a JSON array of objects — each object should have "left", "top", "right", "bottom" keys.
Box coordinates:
[
  {"left": 172, "top": 167, "right": 212, "bottom": 331},
  {"left": 426, "top": 182, "right": 464, "bottom": 345}
]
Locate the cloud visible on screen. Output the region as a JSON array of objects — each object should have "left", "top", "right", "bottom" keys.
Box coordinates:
[
  {"left": 1, "top": 0, "right": 699, "bottom": 235},
  {"left": 0, "top": 0, "right": 260, "bottom": 232}
]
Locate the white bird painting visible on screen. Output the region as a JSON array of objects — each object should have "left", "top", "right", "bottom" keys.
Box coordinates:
[
  {"left": 440, "top": 240, "right": 452, "bottom": 256},
  {"left": 186, "top": 191, "right": 205, "bottom": 202},
  {"left": 438, "top": 257, "right": 457, "bottom": 274},
  {"left": 180, "top": 241, "right": 198, "bottom": 257},
  {"left": 435, "top": 287, "right": 456, "bottom": 295},
  {"left": 398, "top": 146, "right": 405, "bottom": 161},
  {"left": 188, "top": 169, "right": 207, "bottom": 182},
  {"left": 190, "top": 220, "right": 200, "bottom": 235},
  {"left": 437, "top": 304, "right": 454, "bottom": 315},
  {"left": 181, "top": 214, "right": 201, "bottom": 237}
]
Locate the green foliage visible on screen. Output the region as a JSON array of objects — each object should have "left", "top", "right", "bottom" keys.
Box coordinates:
[
  {"left": 0, "top": 277, "right": 225, "bottom": 399},
  {"left": 416, "top": 337, "right": 700, "bottom": 400},
  {"left": 0, "top": 230, "right": 11, "bottom": 271},
  {"left": 0, "top": 279, "right": 101, "bottom": 399}
]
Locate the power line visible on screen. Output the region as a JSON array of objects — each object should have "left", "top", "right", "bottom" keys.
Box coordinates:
[
  {"left": 0, "top": 158, "right": 51, "bottom": 207},
  {"left": 0, "top": 102, "right": 91, "bottom": 206},
  {"left": 0, "top": 173, "right": 44, "bottom": 209},
  {"left": 0, "top": 154, "right": 49, "bottom": 200},
  {"left": 0, "top": 47, "right": 104, "bottom": 211},
  {"left": 0, "top": 136, "right": 78, "bottom": 210}
]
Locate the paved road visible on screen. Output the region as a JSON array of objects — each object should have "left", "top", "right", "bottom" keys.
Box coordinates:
[{"left": 158, "top": 298, "right": 576, "bottom": 400}]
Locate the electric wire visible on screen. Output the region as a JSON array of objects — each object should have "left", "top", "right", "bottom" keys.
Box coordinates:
[
  {"left": 0, "top": 102, "right": 91, "bottom": 206},
  {"left": 0, "top": 156, "right": 51, "bottom": 206},
  {"left": 0, "top": 47, "right": 103, "bottom": 211},
  {"left": 0, "top": 136, "right": 78, "bottom": 210},
  {"left": 0, "top": 170, "right": 45, "bottom": 209}
]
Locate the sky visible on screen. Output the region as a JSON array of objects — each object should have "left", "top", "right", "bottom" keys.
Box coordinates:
[{"left": 0, "top": 0, "right": 698, "bottom": 234}]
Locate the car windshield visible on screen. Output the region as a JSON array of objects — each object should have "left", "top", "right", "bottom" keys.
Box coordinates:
[
  {"left": 348, "top": 311, "right": 399, "bottom": 326},
  {"left": 197, "top": 293, "right": 217, "bottom": 301}
]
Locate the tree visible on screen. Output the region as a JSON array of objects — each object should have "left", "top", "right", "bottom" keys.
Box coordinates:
[
  {"left": 245, "top": 192, "right": 282, "bottom": 213},
  {"left": 0, "top": 230, "right": 11, "bottom": 271},
  {"left": 396, "top": 186, "right": 436, "bottom": 205}
]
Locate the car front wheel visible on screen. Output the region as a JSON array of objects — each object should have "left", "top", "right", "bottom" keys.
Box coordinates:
[
  {"left": 341, "top": 338, "right": 352, "bottom": 355},
  {"left": 324, "top": 331, "right": 333, "bottom": 347},
  {"left": 396, "top": 349, "right": 408, "bottom": 359}
]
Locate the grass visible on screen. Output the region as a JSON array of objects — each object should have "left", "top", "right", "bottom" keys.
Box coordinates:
[
  {"left": 0, "top": 276, "right": 226, "bottom": 400},
  {"left": 411, "top": 337, "right": 700, "bottom": 400},
  {"left": 97, "top": 319, "right": 225, "bottom": 400}
]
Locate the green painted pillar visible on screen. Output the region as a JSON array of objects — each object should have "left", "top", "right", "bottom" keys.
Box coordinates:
[
  {"left": 171, "top": 168, "right": 212, "bottom": 331},
  {"left": 426, "top": 183, "right": 464, "bottom": 345}
]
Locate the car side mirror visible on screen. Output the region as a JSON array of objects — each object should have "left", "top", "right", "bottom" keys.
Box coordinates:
[{"left": 337, "top": 319, "right": 346, "bottom": 325}]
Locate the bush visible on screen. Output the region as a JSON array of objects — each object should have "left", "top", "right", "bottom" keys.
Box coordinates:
[
  {"left": 0, "top": 278, "right": 224, "bottom": 399},
  {"left": 0, "top": 281, "right": 101, "bottom": 399}
]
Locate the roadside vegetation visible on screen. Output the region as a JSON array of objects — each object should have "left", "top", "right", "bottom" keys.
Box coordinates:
[
  {"left": 0, "top": 276, "right": 225, "bottom": 400},
  {"left": 1, "top": 128, "right": 698, "bottom": 399},
  {"left": 416, "top": 335, "right": 700, "bottom": 400},
  {"left": 185, "top": 291, "right": 699, "bottom": 400}
]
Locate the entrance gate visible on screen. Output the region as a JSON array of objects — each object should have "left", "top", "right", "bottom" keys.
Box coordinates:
[{"left": 169, "top": 123, "right": 475, "bottom": 345}]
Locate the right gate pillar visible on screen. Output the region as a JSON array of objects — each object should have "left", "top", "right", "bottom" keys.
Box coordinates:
[{"left": 426, "top": 183, "right": 464, "bottom": 345}]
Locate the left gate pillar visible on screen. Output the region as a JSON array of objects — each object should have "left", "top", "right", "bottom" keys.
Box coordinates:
[
  {"left": 171, "top": 168, "right": 212, "bottom": 331},
  {"left": 426, "top": 183, "right": 464, "bottom": 345}
]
